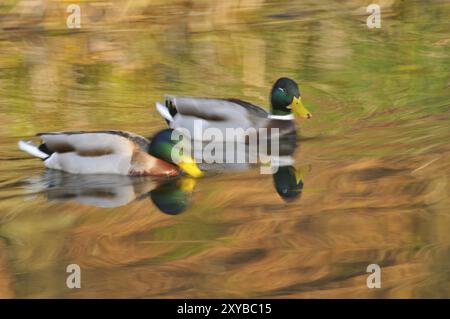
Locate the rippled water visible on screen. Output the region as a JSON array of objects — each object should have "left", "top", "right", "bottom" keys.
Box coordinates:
[{"left": 0, "top": 0, "right": 449, "bottom": 298}]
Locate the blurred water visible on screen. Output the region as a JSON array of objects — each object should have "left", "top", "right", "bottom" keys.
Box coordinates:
[{"left": 0, "top": 0, "right": 449, "bottom": 298}]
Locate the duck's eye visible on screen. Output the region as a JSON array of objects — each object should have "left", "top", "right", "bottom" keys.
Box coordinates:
[{"left": 278, "top": 87, "right": 286, "bottom": 94}]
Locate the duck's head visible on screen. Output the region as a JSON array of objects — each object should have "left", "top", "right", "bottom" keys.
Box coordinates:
[
  {"left": 149, "top": 129, "right": 203, "bottom": 178},
  {"left": 270, "top": 77, "right": 312, "bottom": 119}
]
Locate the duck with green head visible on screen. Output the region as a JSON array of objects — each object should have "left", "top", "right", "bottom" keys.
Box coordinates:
[
  {"left": 155, "top": 77, "right": 312, "bottom": 142},
  {"left": 18, "top": 128, "right": 203, "bottom": 178}
]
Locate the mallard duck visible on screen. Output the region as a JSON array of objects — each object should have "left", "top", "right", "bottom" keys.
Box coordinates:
[
  {"left": 155, "top": 77, "right": 311, "bottom": 142},
  {"left": 18, "top": 129, "right": 202, "bottom": 177}
]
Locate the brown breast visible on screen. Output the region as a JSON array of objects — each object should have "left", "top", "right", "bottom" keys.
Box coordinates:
[{"left": 146, "top": 158, "right": 180, "bottom": 177}]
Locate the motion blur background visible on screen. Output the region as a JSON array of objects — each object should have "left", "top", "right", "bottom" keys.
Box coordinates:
[{"left": 0, "top": 0, "right": 449, "bottom": 298}]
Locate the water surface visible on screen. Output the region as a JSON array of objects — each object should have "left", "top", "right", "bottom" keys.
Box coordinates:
[{"left": 0, "top": 0, "right": 449, "bottom": 298}]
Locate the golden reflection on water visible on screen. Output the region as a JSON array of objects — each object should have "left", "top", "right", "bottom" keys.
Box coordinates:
[{"left": 0, "top": 0, "right": 449, "bottom": 298}]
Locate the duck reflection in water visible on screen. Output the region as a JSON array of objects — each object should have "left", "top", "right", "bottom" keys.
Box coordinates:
[
  {"left": 25, "top": 170, "right": 195, "bottom": 215},
  {"left": 272, "top": 165, "right": 304, "bottom": 201},
  {"left": 189, "top": 133, "right": 306, "bottom": 202},
  {"left": 268, "top": 135, "right": 306, "bottom": 201},
  {"left": 24, "top": 134, "right": 307, "bottom": 212}
]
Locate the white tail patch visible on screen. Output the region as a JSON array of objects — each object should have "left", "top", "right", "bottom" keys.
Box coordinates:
[
  {"left": 18, "top": 140, "right": 48, "bottom": 159},
  {"left": 155, "top": 102, "right": 173, "bottom": 122}
]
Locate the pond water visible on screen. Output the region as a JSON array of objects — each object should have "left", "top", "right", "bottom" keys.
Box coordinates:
[{"left": 0, "top": 0, "right": 449, "bottom": 298}]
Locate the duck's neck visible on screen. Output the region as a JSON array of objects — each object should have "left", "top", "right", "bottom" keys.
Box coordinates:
[
  {"left": 270, "top": 101, "right": 293, "bottom": 120},
  {"left": 268, "top": 113, "right": 294, "bottom": 120}
]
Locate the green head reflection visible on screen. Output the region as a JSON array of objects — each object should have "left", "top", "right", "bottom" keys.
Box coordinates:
[
  {"left": 272, "top": 166, "right": 304, "bottom": 201},
  {"left": 149, "top": 177, "right": 196, "bottom": 215}
]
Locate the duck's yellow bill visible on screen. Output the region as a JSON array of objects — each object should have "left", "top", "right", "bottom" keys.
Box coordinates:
[
  {"left": 178, "top": 157, "right": 203, "bottom": 178},
  {"left": 290, "top": 96, "right": 312, "bottom": 119}
]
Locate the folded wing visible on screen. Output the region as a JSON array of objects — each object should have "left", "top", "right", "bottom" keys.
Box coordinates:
[
  {"left": 165, "top": 95, "right": 269, "bottom": 122},
  {"left": 37, "top": 130, "right": 150, "bottom": 156},
  {"left": 36, "top": 131, "right": 153, "bottom": 175}
]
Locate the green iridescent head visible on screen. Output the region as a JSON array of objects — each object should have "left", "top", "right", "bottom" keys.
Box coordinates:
[
  {"left": 270, "top": 77, "right": 312, "bottom": 119},
  {"left": 148, "top": 129, "right": 202, "bottom": 178}
]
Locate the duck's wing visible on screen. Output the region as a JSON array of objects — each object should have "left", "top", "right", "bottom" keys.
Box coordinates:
[
  {"left": 37, "top": 130, "right": 150, "bottom": 154},
  {"left": 165, "top": 96, "right": 269, "bottom": 122},
  {"left": 225, "top": 98, "right": 270, "bottom": 118}
]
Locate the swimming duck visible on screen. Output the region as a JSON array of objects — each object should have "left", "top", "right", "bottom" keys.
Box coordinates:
[
  {"left": 155, "top": 77, "right": 312, "bottom": 142},
  {"left": 18, "top": 129, "right": 202, "bottom": 177}
]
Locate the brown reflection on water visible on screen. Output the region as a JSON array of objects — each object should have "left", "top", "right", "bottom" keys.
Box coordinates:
[
  {"left": 1, "top": 140, "right": 448, "bottom": 298},
  {"left": 0, "top": 0, "right": 449, "bottom": 298}
]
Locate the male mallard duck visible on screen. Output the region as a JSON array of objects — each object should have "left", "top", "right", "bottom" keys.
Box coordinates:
[
  {"left": 18, "top": 129, "right": 202, "bottom": 177},
  {"left": 155, "top": 77, "right": 312, "bottom": 142}
]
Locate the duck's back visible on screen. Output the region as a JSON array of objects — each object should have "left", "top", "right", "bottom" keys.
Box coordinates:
[{"left": 157, "top": 96, "right": 270, "bottom": 141}]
